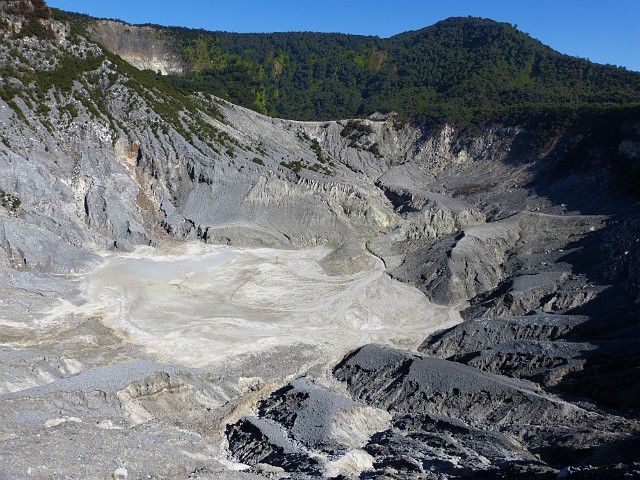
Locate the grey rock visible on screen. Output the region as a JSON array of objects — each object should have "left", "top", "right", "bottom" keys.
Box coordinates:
[
  {"left": 87, "top": 20, "right": 185, "bottom": 75},
  {"left": 227, "top": 378, "right": 389, "bottom": 477},
  {"left": 0, "top": 360, "right": 201, "bottom": 399},
  {"left": 334, "top": 345, "right": 639, "bottom": 469},
  {"left": 418, "top": 314, "right": 588, "bottom": 359},
  {"left": 113, "top": 467, "right": 128, "bottom": 479},
  {"left": 227, "top": 416, "right": 323, "bottom": 476}
]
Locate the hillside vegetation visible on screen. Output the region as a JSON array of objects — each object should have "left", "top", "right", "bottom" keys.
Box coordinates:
[{"left": 62, "top": 14, "right": 640, "bottom": 124}]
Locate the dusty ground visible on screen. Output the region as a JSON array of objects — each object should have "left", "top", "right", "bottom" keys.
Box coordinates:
[
  {"left": 81, "top": 242, "right": 458, "bottom": 371},
  {"left": 0, "top": 241, "right": 460, "bottom": 389}
]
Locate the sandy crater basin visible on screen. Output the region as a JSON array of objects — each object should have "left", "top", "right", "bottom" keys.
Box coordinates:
[{"left": 81, "top": 242, "right": 457, "bottom": 368}]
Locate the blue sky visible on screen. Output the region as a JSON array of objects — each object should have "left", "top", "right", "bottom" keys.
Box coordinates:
[{"left": 47, "top": 0, "right": 640, "bottom": 71}]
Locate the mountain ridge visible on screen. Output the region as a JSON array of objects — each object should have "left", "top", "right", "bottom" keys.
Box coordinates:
[{"left": 54, "top": 10, "right": 640, "bottom": 124}]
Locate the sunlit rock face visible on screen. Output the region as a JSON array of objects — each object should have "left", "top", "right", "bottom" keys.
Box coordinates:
[{"left": 87, "top": 20, "right": 185, "bottom": 75}]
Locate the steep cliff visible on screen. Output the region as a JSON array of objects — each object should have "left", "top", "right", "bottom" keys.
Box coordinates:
[{"left": 86, "top": 20, "right": 185, "bottom": 75}]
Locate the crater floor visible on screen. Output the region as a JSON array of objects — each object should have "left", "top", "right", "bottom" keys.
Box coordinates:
[{"left": 68, "top": 242, "right": 459, "bottom": 371}]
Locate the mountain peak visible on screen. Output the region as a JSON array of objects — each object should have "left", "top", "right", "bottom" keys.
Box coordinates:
[
  {"left": 71, "top": 12, "right": 640, "bottom": 123},
  {"left": 7, "top": 4, "right": 640, "bottom": 125}
]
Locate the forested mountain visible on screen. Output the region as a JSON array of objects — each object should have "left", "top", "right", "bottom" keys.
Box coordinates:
[{"left": 63, "top": 13, "right": 640, "bottom": 123}]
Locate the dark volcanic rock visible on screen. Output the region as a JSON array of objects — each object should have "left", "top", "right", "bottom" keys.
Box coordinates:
[
  {"left": 418, "top": 315, "right": 595, "bottom": 386},
  {"left": 419, "top": 313, "right": 640, "bottom": 414},
  {"left": 333, "top": 345, "right": 639, "bottom": 473},
  {"left": 361, "top": 413, "right": 551, "bottom": 478},
  {"left": 226, "top": 378, "right": 390, "bottom": 477},
  {"left": 418, "top": 314, "right": 588, "bottom": 359},
  {"left": 226, "top": 416, "right": 322, "bottom": 475},
  {"left": 458, "top": 339, "right": 594, "bottom": 386}
]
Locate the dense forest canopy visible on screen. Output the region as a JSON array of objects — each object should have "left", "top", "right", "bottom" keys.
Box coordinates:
[{"left": 60, "top": 13, "right": 640, "bottom": 125}]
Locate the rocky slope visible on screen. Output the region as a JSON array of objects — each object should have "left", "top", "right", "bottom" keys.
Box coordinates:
[{"left": 1, "top": 2, "right": 640, "bottom": 478}]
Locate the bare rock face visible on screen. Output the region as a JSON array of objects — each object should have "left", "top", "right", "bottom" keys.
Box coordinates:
[
  {"left": 418, "top": 314, "right": 588, "bottom": 359},
  {"left": 458, "top": 339, "right": 595, "bottom": 387},
  {"left": 363, "top": 414, "right": 557, "bottom": 479},
  {"left": 0, "top": 359, "right": 267, "bottom": 479},
  {"left": 332, "top": 345, "right": 640, "bottom": 477},
  {"left": 227, "top": 378, "right": 390, "bottom": 478},
  {"left": 222, "top": 342, "right": 640, "bottom": 478},
  {"left": 228, "top": 416, "right": 324, "bottom": 475},
  {"left": 335, "top": 345, "right": 585, "bottom": 430},
  {"left": 87, "top": 20, "right": 185, "bottom": 75},
  {"left": 419, "top": 315, "right": 597, "bottom": 387},
  {"left": 391, "top": 211, "right": 607, "bottom": 310},
  {"left": 419, "top": 309, "right": 640, "bottom": 414}
]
